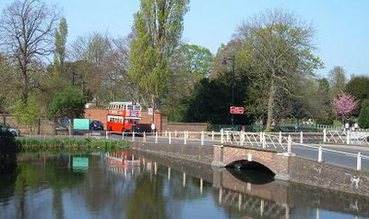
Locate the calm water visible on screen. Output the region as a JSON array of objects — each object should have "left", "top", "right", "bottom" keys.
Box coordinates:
[{"left": 0, "top": 151, "right": 368, "bottom": 219}]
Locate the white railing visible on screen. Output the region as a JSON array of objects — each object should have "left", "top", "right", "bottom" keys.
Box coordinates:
[{"left": 102, "top": 129, "right": 369, "bottom": 171}]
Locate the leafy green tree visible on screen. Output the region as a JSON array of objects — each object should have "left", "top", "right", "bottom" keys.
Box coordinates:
[
  {"left": 345, "top": 75, "right": 369, "bottom": 109},
  {"left": 128, "top": 0, "right": 189, "bottom": 109},
  {"left": 162, "top": 44, "right": 214, "bottom": 121},
  {"left": 13, "top": 96, "right": 41, "bottom": 133},
  {"left": 54, "top": 18, "right": 68, "bottom": 75},
  {"left": 358, "top": 100, "right": 369, "bottom": 129},
  {"left": 235, "top": 9, "right": 323, "bottom": 129},
  {"left": 47, "top": 86, "right": 86, "bottom": 132}
]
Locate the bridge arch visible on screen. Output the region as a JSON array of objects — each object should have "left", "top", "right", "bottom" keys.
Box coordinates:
[{"left": 225, "top": 159, "right": 275, "bottom": 176}]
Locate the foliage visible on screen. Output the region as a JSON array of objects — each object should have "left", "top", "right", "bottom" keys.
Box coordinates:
[
  {"left": 345, "top": 75, "right": 369, "bottom": 109},
  {"left": 13, "top": 96, "right": 41, "bottom": 132},
  {"left": 235, "top": 9, "right": 323, "bottom": 129},
  {"left": 47, "top": 86, "right": 86, "bottom": 122},
  {"left": 16, "top": 137, "right": 129, "bottom": 151},
  {"left": 54, "top": 18, "right": 68, "bottom": 75},
  {"left": 162, "top": 44, "right": 214, "bottom": 121},
  {"left": 0, "top": 0, "right": 59, "bottom": 103},
  {"left": 358, "top": 100, "right": 369, "bottom": 129},
  {"left": 0, "top": 131, "right": 19, "bottom": 173},
  {"left": 333, "top": 93, "right": 358, "bottom": 122},
  {"left": 127, "top": 0, "right": 190, "bottom": 109}
]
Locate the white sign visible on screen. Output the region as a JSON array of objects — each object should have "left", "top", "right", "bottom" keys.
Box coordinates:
[{"left": 148, "top": 107, "right": 153, "bottom": 115}]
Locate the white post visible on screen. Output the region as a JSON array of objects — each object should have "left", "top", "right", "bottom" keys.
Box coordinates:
[
  {"left": 300, "top": 131, "right": 303, "bottom": 144},
  {"left": 121, "top": 131, "right": 124, "bottom": 140},
  {"left": 346, "top": 131, "right": 350, "bottom": 144},
  {"left": 226, "top": 131, "right": 230, "bottom": 142},
  {"left": 143, "top": 131, "right": 146, "bottom": 142},
  {"left": 262, "top": 132, "right": 266, "bottom": 148},
  {"left": 169, "top": 131, "right": 172, "bottom": 144},
  {"left": 183, "top": 172, "right": 186, "bottom": 187},
  {"left": 168, "top": 167, "right": 171, "bottom": 180},
  {"left": 201, "top": 131, "right": 204, "bottom": 145},
  {"left": 323, "top": 129, "right": 326, "bottom": 143},
  {"left": 260, "top": 131, "right": 263, "bottom": 143},
  {"left": 279, "top": 131, "right": 282, "bottom": 143},
  {"left": 200, "top": 178, "right": 203, "bottom": 194},
  {"left": 154, "top": 162, "right": 157, "bottom": 175},
  {"left": 318, "top": 146, "right": 322, "bottom": 162},
  {"left": 288, "top": 135, "right": 292, "bottom": 154},
  {"left": 221, "top": 129, "right": 224, "bottom": 144},
  {"left": 184, "top": 131, "right": 187, "bottom": 145},
  {"left": 132, "top": 131, "right": 135, "bottom": 142},
  {"left": 240, "top": 131, "right": 244, "bottom": 146},
  {"left": 357, "top": 152, "right": 362, "bottom": 171},
  {"left": 212, "top": 131, "right": 214, "bottom": 140},
  {"left": 105, "top": 131, "right": 108, "bottom": 139},
  {"left": 175, "top": 130, "right": 177, "bottom": 137},
  {"left": 164, "top": 130, "right": 167, "bottom": 137},
  {"left": 155, "top": 131, "right": 158, "bottom": 143}
]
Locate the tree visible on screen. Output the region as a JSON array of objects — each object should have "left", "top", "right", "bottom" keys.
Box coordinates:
[
  {"left": 54, "top": 18, "right": 68, "bottom": 75},
  {"left": 127, "top": 0, "right": 189, "bottom": 109},
  {"left": 0, "top": 0, "right": 59, "bottom": 104},
  {"left": 328, "top": 66, "right": 346, "bottom": 98},
  {"left": 13, "top": 96, "right": 41, "bottom": 133},
  {"left": 47, "top": 86, "right": 86, "bottom": 133},
  {"left": 162, "top": 44, "right": 214, "bottom": 121},
  {"left": 358, "top": 100, "right": 369, "bottom": 129},
  {"left": 333, "top": 93, "right": 358, "bottom": 123},
  {"left": 345, "top": 75, "right": 369, "bottom": 103},
  {"left": 235, "top": 9, "right": 323, "bottom": 130}
]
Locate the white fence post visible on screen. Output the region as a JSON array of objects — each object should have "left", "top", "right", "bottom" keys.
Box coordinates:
[
  {"left": 323, "top": 129, "right": 326, "bottom": 143},
  {"left": 132, "top": 131, "right": 135, "bottom": 142},
  {"left": 288, "top": 135, "right": 292, "bottom": 154},
  {"left": 106, "top": 131, "right": 108, "bottom": 139},
  {"left": 143, "top": 131, "right": 146, "bottom": 142},
  {"left": 221, "top": 129, "right": 224, "bottom": 144},
  {"left": 121, "top": 131, "right": 125, "bottom": 140},
  {"left": 175, "top": 130, "right": 177, "bottom": 137},
  {"left": 184, "top": 131, "right": 187, "bottom": 145},
  {"left": 169, "top": 131, "right": 172, "bottom": 144},
  {"left": 357, "top": 152, "right": 362, "bottom": 171},
  {"left": 346, "top": 131, "right": 350, "bottom": 144},
  {"left": 279, "top": 131, "right": 282, "bottom": 143},
  {"left": 260, "top": 132, "right": 263, "bottom": 143},
  {"left": 155, "top": 132, "right": 158, "bottom": 143},
  {"left": 262, "top": 132, "right": 266, "bottom": 148},
  {"left": 212, "top": 131, "right": 214, "bottom": 141},
  {"left": 318, "top": 146, "right": 322, "bottom": 162},
  {"left": 240, "top": 131, "right": 244, "bottom": 146},
  {"left": 300, "top": 131, "right": 303, "bottom": 144},
  {"left": 226, "top": 131, "right": 230, "bottom": 142},
  {"left": 201, "top": 131, "right": 204, "bottom": 145},
  {"left": 165, "top": 130, "right": 167, "bottom": 137}
]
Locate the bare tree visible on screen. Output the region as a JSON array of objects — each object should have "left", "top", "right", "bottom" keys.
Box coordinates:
[
  {"left": 328, "top": 66, "right": 346, "bottom": 97},
  {"left": 0, "top": 0, "right": 59, "bottom": 104}
]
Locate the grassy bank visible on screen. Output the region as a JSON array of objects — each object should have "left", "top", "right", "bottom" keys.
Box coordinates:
[{"left": 16, "top": 137, "right": 129, "bottom": 151}]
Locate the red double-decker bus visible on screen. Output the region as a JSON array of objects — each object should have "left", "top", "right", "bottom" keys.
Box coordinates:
[{"left": 106, "top": 102, "right": 141, "bottom": 132}]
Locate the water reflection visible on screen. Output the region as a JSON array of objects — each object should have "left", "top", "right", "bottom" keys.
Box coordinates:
[{"left": 0, "top": 151, "right": 368, "bottom": 219}]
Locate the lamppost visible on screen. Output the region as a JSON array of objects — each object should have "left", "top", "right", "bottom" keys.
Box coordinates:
[{"left": 223, "top": 55, "right": 235, "bottom": 127}]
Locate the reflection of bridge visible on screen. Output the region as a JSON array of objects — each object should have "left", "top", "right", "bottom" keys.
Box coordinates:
[{"left": 135, "top": 150, "right": 369, "bottom": 218}]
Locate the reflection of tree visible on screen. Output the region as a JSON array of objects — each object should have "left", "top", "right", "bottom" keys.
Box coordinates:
[
  {"left": 125, "top": 171, "right": 168, "bottom": 219},
  {"left": 14, "top": 155, "right": 85, "bottom": 219}
]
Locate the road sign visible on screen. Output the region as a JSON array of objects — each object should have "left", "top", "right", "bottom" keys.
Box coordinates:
[
  {"left": 148, "top": 107, "right": 153, "bottom": 115},
  {"left": 230, "top": 106, "right": 244, "bottom": 114}
]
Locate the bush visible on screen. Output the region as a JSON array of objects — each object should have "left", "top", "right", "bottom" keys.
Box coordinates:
[
  {"left": 358, "top": 104, "right": 369, "bottom": 129},
  {"left": 0, "top": 131, "right": 19, "bottom": 173}
]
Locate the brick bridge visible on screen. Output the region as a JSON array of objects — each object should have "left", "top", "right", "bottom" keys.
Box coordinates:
[{"left": 212, "top": 144, "right": 291, "bottom": 180}]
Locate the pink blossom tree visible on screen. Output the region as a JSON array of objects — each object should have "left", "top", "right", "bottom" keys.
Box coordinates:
[{"left": 333, "top": 93, "right": 358, "bottom": 123}]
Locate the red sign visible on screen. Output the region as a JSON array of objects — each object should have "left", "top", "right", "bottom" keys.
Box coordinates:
[{"left": 230, "top": 106, "right": 244, "bottom": 114}]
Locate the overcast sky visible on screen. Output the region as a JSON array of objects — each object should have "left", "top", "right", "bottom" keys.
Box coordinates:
[{"left": 1, "top": 0, "right": 368, "bottom": 78}]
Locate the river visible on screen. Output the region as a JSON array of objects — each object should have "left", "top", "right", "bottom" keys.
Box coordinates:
[{"left": 0, "top": 151, "right": 368, "bottom": 219}]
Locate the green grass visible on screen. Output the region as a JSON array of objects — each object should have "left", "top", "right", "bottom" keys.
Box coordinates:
[
  {"left": 362, "top": 168, "right": 369, "bottom": 174},
  {"left": 16, "top": 137, "right": 129, "bottom": 152}
]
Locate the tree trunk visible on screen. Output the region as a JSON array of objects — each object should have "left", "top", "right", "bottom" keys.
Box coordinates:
[{"left": 266, "top": 78, "right": 276, "bottom": 130}]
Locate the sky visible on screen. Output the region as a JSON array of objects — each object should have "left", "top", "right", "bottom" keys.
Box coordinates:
[{"left": 0, "top": 0, "right": 368, "bottom": 78}]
